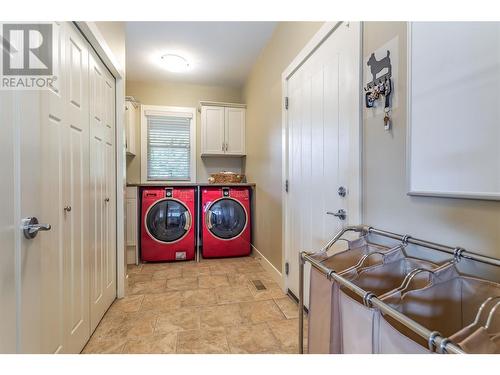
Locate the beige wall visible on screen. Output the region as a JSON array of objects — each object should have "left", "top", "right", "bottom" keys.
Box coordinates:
[
  {"left": 242, "top": 22, "right": 324, "bottom": 269},
  {"left": 363, "top": 22, "right": 500, "bottom": 278},
  {"left": 95, "top": 22, "right": 126, "bottom": 73},
  {"left": 126, "top": 80, "right": 243, "bottom": 184}
]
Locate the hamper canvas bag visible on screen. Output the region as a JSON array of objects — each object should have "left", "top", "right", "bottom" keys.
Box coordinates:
[
  {"left": 307, "top": 237, "right": 395, "bottom": 353},
  {"left": 378, "top": 266, "right": 500, "bottom": 353},
  {"left": 339, "top": 253, "right": 438, "bottom": 353}
]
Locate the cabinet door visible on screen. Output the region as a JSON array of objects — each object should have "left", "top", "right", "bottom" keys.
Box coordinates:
[
  {"left": 224, "top": 107, "right": 246, "bottom": 155},
  {"left": 63, "top": 23, "right": 91, "bottom": 354},
  {"left": 201, "top": 106, "right": 225, "bottom": 155},
  {"left": 125, "top": 102, "right": 131, "bottom": 154},
  {"left": 126, "top": 102, "right": 137, "bottom": 156},
  {"left": 125, "top": 198, "right": 137, "bottom": 247}
]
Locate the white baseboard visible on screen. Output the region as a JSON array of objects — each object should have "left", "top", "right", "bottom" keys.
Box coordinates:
[{"left": 251, "top": 245, "right": 284, "bottom": 290}]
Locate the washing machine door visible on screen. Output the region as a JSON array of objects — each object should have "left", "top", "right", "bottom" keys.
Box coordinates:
[
  {"left": 146, "top": 199, "right": 191, "bottom": 243},
  {"left": 207, "top": 198, "right": 247, "bottom": 239}
]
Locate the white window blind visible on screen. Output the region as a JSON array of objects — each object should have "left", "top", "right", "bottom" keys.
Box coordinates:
[{"left": 147, "top": 115, "right": 192, "bottom": 181}]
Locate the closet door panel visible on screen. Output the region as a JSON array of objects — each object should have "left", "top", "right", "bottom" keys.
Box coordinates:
[
  {"left": 40, "top": 21, "right": 65, "bottom": 354},
  {"left": 63, "top": 24, "right": 90, "bottom": 353},
  {"left": 89, "top": 52, "right": 116, "bottom": 332},
  {"left": 89, "top": 52, "right": 106, "bottom": 331},
  {"left": 104, "top": 75, "right": 115, "bottom": 144},
  {"left": 90, "top": 137, "right": 104, "bottom": 321},
  {"left": 103, "top": 70, "right": 116, "bottom": 314},
  {"left": 104, "top": 140, "right": 116, "bottom": 297}
]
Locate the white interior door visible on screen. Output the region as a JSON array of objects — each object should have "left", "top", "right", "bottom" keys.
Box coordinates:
[
  {"left": 0, "top": 90, "right": 45, "bottom": 353},
  {"left": 0, "top": 59, "right": 47, "bottom": 354},
  {"left": 0, "top": 90, "right": 18, "bottom": 353},
  {"left": 284, "top": 22, "right": 361, "bottom": 305}
]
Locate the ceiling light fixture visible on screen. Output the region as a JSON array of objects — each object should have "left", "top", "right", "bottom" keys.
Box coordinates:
[{"left": 160, "top": 54, "right": 190, "bottom": 72}]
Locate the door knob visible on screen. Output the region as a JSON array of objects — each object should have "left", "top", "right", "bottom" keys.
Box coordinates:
[
  {"left": 326, "top": 209, "right": 347, "bottom": 221},
  {"left": 21, "top": 217, "right": 51, "bottom": 239}
]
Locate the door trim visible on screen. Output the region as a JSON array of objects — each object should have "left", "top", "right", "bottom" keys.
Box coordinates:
[
  {"left": 74, "top": 22, "right": 126, "bottom": 298},
  {"left": 280, "top": 21, "right": 363, "bottom": 293}
]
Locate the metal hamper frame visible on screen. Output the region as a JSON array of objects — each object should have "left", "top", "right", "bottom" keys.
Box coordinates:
[{"left": 299, "top": 225, "right": 500, "bottom": 354}]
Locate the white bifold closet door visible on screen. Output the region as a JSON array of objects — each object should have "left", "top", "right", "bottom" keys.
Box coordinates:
[
  {"left": 285, "top": 22, "right": 360, "bottom": 306},
  {"left": 41, "top": 22, "right": 91, "bottom": 354},
  {"left": 38, "top": 22, "right": 116, "bottom": 354},
  {"left": 89, "top": 48, "right": 116, "bottom": 333}
]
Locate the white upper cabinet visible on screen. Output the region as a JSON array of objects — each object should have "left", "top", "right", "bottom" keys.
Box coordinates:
[
  {"left": 224, "top": 107, "right": 245, "bottom": 155},
  {"left": 125, "top": 100, "right": 137, "bottom": 156},
  {"left": 201, "top": 105, "right": 225, "bottom": 155},
  {"left": 201, "top": 102, "right": 246, "bottom": 156}
]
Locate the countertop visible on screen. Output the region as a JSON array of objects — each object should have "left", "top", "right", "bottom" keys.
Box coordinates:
[{"left": 126, "top": 182, "right": 256, "bottom": 188}]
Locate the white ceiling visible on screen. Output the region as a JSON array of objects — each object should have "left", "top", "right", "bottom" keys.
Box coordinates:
[{"left": 125, "top": 22, "right": 277, "bottom": 87}]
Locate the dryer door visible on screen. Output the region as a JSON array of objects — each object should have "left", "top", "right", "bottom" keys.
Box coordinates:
[
  {"left": 146, "top": 199, "right": 191, "bottom": 243},
  {"left": 207, "top": 198, "right": 247, "bottom": 240}
]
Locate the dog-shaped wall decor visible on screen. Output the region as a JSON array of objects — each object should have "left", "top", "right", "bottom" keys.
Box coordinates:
[
  {"left": 367, "top": 50, "right": 392, "bottom": 85},
  {"left": 365, "top": 49, "right": 394, "bottom": 130}
]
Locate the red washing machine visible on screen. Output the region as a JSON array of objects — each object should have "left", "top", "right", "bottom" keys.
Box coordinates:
[
  {"left": 201, "top": 186, "right": 251, "bottom": 258},
  {"left": 141, "top": 187, "right": 196, "bottom": 262}
]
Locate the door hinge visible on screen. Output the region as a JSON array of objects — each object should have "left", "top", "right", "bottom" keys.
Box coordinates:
[
  {"left": 285, "top": 96, "right": 289, "bottom": 110},
  {"left": 285, "top": 179, "right": 289, "bottom": 193},
  {"left": 285, "top": 262, "right": 290, "bottom": 276}
]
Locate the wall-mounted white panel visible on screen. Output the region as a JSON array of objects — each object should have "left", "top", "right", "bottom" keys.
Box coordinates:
[{"left": 408, "top": 22, "right": 500, "bottom": 200}]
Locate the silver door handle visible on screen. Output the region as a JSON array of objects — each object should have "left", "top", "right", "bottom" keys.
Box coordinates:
[
  {"left": 326, "top": 209, "right": 346, "bottom": 221},
  {"left": 22, "top": 217, "right": 51, "bottom": 239}
]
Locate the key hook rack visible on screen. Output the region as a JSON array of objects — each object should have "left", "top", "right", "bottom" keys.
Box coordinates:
[{"left": 364, "top": 50, "right": 393, "bottom": 130}]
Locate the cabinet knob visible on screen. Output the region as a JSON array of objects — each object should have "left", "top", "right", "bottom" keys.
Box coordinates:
[
  {"left": 104, "top": 198, "right": 110, "bottom": 203},
  {"left": 64, "top": 206, "right": 72, "bottom": 212}
]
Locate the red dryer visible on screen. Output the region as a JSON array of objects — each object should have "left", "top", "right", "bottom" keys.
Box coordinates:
[
  {"left": 201, "top": 186, "right": 251, "bottom": 258},
  {"left": 141, "top": 187, "right": 196, "bottom": 262}
]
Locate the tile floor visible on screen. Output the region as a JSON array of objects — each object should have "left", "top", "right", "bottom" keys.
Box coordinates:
[{"left": 82, "top": 256, "right": 308, "bottom": 354}]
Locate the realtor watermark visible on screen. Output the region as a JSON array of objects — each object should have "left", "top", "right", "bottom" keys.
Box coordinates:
[{"left": 0, "top": 22, "right": 57, "bottom": 90}]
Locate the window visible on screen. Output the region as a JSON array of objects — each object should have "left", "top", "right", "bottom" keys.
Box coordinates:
[{"left": 141, "top": 106, "right": 196, "bottom": 183}]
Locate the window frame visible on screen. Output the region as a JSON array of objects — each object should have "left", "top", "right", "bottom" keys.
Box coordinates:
[{"left": 140, "top": 105, "right": 197, "bottom": 183}]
